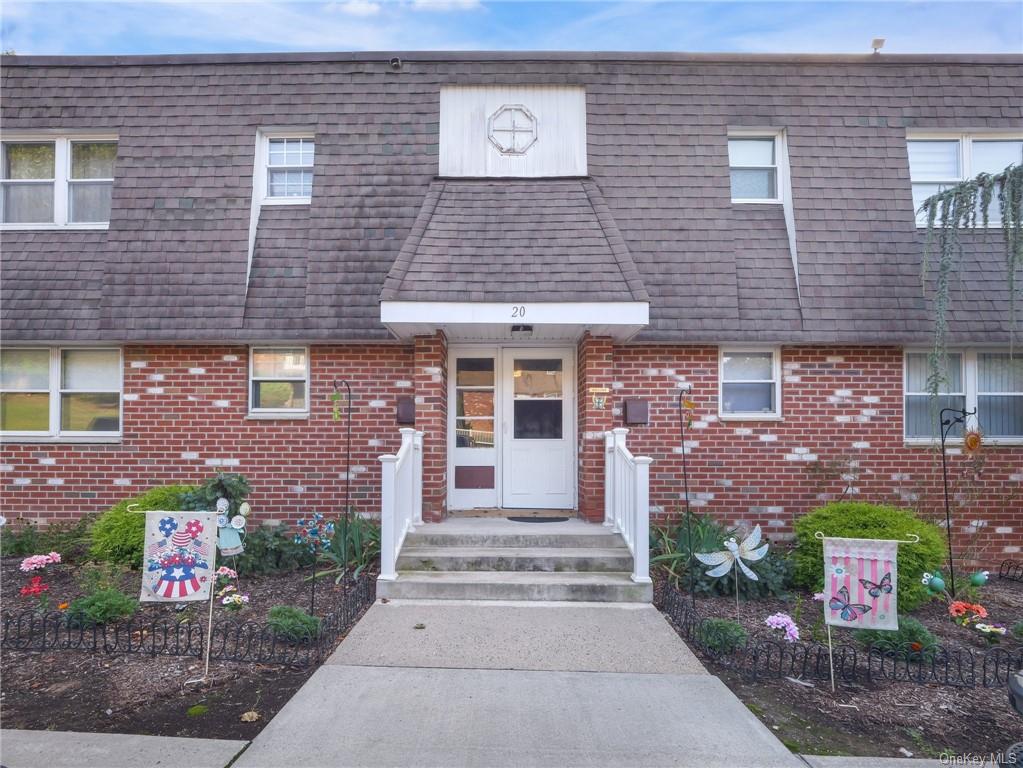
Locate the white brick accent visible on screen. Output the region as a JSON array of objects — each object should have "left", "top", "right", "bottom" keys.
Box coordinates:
[
  {"left": 643, "top": 368, "right": 660, "bottom": 377},
  {"left": 181, "top": 452, "right": 199, "bottom": 460},
  {"left": 291, "top": 486, "right": 306, "bottom": 494},
  {"left": 223, "top": 354, "right": 239, "bottom": 362},
  {"left": 834, "top": 389, "right": 852, "bottom": 398},
  {"left": 759, "top": 434, "right": 778, "bottom": 442},
  {"left": 188, "top": 367, "right": 206, "bottom": 375},
  {"left": 149, "top": 373, "right": 165, "bottom": 381},
  {"left": 213, "top": 400, "right": 230, "bottom": 408},
  {"left": 660, "top": 369, "right": 676, "bottom": 376},
  {"left": 146, "top": 387, "right": 164, "bottom": 395},
  {"left": 38, "top": 458, "right": 56, "bottom": 465},
  {"left": 691, "top": 421, "right": 708, "bottom": 429},
  {"left": 205, "top": 458, "right": 240, "bottom": 467},
  {"left": 734, "top": 428, "right": 753, "bottom": 436},
  {"left": 1010, "top": 473, "right": 1023, "bottom": 482},
  {"left": 834, "top": 415, "right": 851, "bottom": 423},
  {"left": 395, "top": 380, "right": 413, "bottom": 388},
  {"left": 851, "top": 441, "right": 870, "bottom": 449},
  {"left": 369, "top": 399, "right": 387, "bottom": 408},
  {"left": 610, "top": 381, "right": 624, "bottom": 390},
  {"left": 367, "top": 439, "right": 383, "bottom": 447},
  {"left": 995, "top": 526, "right": 1013, "bottom": 534},
  {"left": 784, "top": 375, "right": 801, "bottom": 383},
  {"left": 1005, "top": 546, "right": 1021, "bottom": 554},
  {"left": 861, "top": 409, "right": 878, "bottom": 417},
  {"left": 794, "top": 447, "right": 810, "bottom": 454},
  {"left": 113, "top": 478, "right": 132, "bottom": 486},
  {"left": 862, "top": 395, "right": 880, "bottom": 404},
  {"left": 891, "top": 473, "right": 911, "bottom": 481},
  {"left": 13, "top": 478, "right": 31, "bottom": 485},
  {"left": 47, "top": 478, "right": 64, "bottom": 485},
  {"left": 0, "top": 465, "right": 12, "bottom": 472},
  {"left": 123, "top": 393, "right": 139, "bottom": 401},
  {"left": 423, "top": 366, "right": 441, "bottom": 375},
  {"left": 130, "top": 361, "right": 147, "bottom": 368},
  {"left": 783, "top": 362, "right": 800, "bottom": 371},
  {"left": 826, "top": 356, "right": 844, "bottom": 363}
]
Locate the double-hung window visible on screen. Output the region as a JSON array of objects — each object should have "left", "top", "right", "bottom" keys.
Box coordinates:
[
  {"left": 261, "top": 134, "right": 314, "bottom": 204},
  {"left": 904, "top": 350, "right": 1023, "bottom": 442},
  {"left": 727, "top": 134, "right": 781, "bottom": 203},
  {"left": 907, "top": 133, "right": 1023, "bottom": 226},
  {"left": 0, "top": 348, "right": 122, "bottom": 438},
  {"left": 249, "top": 347, "right": 309, "bottom": 414},
  {"left": 1, "top": 136, "right": 117, "bottom": 227},
  {"left": 719, "top": 349, "right": 781, "bottom": 418}
]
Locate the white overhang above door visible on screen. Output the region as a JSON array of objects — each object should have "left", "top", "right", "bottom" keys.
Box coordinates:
[{"left": 380, "top": 301, "right": 649, "bottom": 342}]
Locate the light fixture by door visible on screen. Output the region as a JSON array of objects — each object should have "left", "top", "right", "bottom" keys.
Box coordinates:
[{"left": 510, "top": 324, "right": 533, "bottom": 339}]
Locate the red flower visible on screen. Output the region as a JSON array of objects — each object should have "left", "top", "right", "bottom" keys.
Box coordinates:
[
  {"left": 20, "top": 576, "right": 49, "bottom": 597},
  {"left": 184, "top": 519, "right": 204, "bottom": 538}
]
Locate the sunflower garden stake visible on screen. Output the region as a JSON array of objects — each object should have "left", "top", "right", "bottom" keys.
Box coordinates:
[{"left": 695, "top": 525, "right": 769, "bottom": 620}]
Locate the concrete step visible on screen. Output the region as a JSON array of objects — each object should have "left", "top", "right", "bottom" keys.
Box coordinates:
[
  {"left": 396, "top": 546, "right": 634, "bottom": 573},
  {"left": 376, "top": 571, "right": 653, "bottom": 602},
  {"left": 404, "top": 530, "right": 623, "bottom": 549}
]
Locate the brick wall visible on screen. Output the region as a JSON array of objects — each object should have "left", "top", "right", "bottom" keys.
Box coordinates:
[
  {"left": 1, "top": 344, "right": 415, "bottom": 525},
  {"left": 598, "top": 345, "right": 1022, "bottom": 566},
  {"left": 5, "top": 341, "right": 1020, "bottom": 567}
]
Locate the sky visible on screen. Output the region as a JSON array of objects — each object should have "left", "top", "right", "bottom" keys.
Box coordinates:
[{"left": 1, "top": 0, "right": 1020, "bottom": 57}]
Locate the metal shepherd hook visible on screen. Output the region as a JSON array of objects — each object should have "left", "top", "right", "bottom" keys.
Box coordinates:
[
  {"left": 679, "top": 388, "right": 696, "bottom": 608},
  {"left": 939, "top": 406, "right": 975, "bottom": 598},
  {"left": 334, "top": 379, "right": 354, "bottom": 572}
]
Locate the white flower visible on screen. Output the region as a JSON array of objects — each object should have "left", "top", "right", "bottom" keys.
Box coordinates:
[{"left": 0, "top": 515, "right": 7, "bottom": 527}]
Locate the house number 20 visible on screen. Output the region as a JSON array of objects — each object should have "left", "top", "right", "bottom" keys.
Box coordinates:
[{"left": 511, "top": 306, "right": 526, "bottom": 318}]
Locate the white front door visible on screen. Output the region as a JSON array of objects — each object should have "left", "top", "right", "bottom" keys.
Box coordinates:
[
  {"left": 447, "top": 346, "right": 575, "bottom": 511},
  {"left": 500, "top": 348, "right": 574, "bottom": 509}
]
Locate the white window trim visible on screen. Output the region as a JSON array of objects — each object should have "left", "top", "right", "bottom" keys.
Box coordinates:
[
  {"left": 906, "top": 131, "right": 1023, "bottom": 229},
  {"left": 258, "top": 131, "right": 314, "bottom": 206},
  {"left": 0, "top": 346, "right": 123, "bottom": 441},
  {"left": 903, "top": 348, "right": 1023, "bottom": 446},
  {"left": 248, "top": 346, "right": 311, "bottom": 416},
  {"left": 727, "top": 130, "right": 785, "bottom": 205},
  {"left": 718, "top": 346, "right": 783, "bottom": 421},
  {"left": 0, "top": 133, "right": 117, "bottom": 231}
]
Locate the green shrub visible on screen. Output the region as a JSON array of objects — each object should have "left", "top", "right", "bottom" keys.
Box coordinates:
[
  {"left": 855, "top": 617, "right": 939, "bottom": 658},
  {"left": 66, "top": 588, "right": 138, "bottom": 627},
  {"left": 792, "top": 502, "right": 946, "bottom": 612},
  {"left": 267, "top": 605, "right": 321, "bottom": 643},
  {"left": 233, "top": 524, "right": 311, "bottom": 575},
  {"left": 181, "top": 473, "right": 251, "bottom": 516},
  {"left": 652, "top": 515, "right": 792, "bottom": 599},
  {"left": 315, "top": 514, "right": 381, "bottom": 582},
  {"left": 1013, "top": 620, "right": 1023, "bottom": 639},
  {"left": 698, "top": 618, "right": 748, "bottom": 654},
  {"left": 1, "top": 515, "right": 95, "bottom": 563},
  {"left": 89, "top": 485, "right": 195, "bottom": 568}
]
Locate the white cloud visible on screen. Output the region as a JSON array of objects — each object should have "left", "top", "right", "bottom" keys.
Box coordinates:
[
  {"left": 330, "top": 0, "right": 381, "bottom": 17},
  {"left": 409, "top": 0, "right": 481, "bottom": 11}
]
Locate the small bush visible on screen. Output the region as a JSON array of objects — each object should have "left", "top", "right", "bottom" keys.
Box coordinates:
[
  {"left": 180, "top": 473, "right": 251, "bottom": 515},
  {"left": 793, "top": 502, "right": 946, "bottom": 612},
  {"left": 66, "top": 588, "right": 137, "bottom": 627},
  {"left": 698, "top": 618, "right": 748, "bottom": 654},
  {"left": 89, "top": 485, "right": 196, "bottom": 568},
  {"left": 233, "top": 524, "right": 311, "bottom": 575},
  {"left": 1, "top": 515, "right": 95, "bottom": 563},
  {"left": 855, "top": 616, "right": 939, "bottom": 658},
  {"left": 1013, "top": 620, "right": 1023, "bottom": 639},
  {"left": 267, "top": 605, "right": 321, "bottom": 643},
  {"left": 316, "top": 514, "right": 381, "bottom": 582}
]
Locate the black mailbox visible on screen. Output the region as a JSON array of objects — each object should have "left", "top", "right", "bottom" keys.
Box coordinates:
[
  {"left": 624, "top": 398, "right": 649, "bottom": 426},
  {"left": 396, "top": 395, "right": 415, "bottom": 425}
]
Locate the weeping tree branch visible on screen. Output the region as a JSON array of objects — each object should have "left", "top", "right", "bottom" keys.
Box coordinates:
[{"left": 920, "top": 163, "right": 1023, "bottom": 398}]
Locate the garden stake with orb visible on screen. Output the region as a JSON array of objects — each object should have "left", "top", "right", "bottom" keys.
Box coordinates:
[{"left": 939, "top": 406, "right": 975, "bottom": 598}]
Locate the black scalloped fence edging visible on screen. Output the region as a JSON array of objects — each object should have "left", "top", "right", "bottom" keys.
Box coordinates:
[
  {"left": 1, "top": 576, "right": 376, "bottom": 668},
  {"left": 656, "top": 586, "right": 1022, "bottom": 689},
  {"left": 999, "top": 559, "right": 1023, "bottom": 583}
]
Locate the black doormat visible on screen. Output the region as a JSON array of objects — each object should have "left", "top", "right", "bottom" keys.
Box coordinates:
[{"left": 507, "top": 516, "right": 570, "bottom": 523}]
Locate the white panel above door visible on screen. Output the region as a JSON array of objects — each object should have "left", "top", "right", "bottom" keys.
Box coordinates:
[{"left": 439, "top": 86, "right": 587, "bottom": 178}]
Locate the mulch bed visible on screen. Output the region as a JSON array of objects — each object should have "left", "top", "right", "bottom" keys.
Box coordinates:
[
  {"left": 1, "top": 557, "right": 371, "bottom": 738},
  {"left": 655, "top": 575, "right": 1023, "bottom": 758}
]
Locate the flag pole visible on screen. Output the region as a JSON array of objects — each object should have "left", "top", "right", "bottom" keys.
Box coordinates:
[
  {"left": 202, "top": 537, "right": 217, "bottom": 680},
  {"left": 827, "top": 622, "right": 836, "bottom": 693}
]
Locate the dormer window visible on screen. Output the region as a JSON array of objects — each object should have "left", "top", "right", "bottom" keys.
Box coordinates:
[
  {"left": 259, "top": 132, "right": 314, "bottom": 205},
  {"left": 728, "top": 134, "right": 781, "bottom": 203},
  {"left": 1, "top": 136, "right": 117, "bottom": 228}
]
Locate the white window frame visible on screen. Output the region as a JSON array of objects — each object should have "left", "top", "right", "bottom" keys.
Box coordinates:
[
  {"left": 718, "top": 346, "right": 783, "bottom": 420},
  {"left": 248, "top": 346, "right": 310, "bottom": 417},
  {"left": 727, "top": 130, "right": 785, "bottom": 204},
  {"left": 0, "top": 346, "right": 123, "bottom": 441},
  {"left": 904, "top": 349, "right": 1023, "bottom": 446},
  {"left": 0, "top": 133, "right": 117, "bottom": 231},
  {"left": 906, "top": 131, "right": 1023, "bottom": 228},
  {"left": 258, "top": 131, "right": 314, "bottom": 206}
]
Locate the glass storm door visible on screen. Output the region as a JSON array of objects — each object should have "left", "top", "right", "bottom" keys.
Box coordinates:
[
  {"left": 501, "top": 349, "right": 574, "bottom": 509},
  {"left": 449, "top": 353, "right": 498, "bottom": 510}
]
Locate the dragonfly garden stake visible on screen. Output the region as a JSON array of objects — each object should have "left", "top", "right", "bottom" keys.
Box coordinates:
[{"left": 695, "top": 525, "right": 769, "bottom": 620}]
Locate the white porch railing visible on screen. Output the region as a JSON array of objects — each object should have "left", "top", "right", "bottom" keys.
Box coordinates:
[
  {"left": 604, "top": 427, "right": 653, "bottom": 584},
  {"left": 379, "top": 427, "right": 424, "bottom": 581}
]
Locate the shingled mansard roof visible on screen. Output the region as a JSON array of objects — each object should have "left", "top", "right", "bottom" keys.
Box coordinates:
[{"left": 1, "top": 51, "right": 1021, "bottom": 344}]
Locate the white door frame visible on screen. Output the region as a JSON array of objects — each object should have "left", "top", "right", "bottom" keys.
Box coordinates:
[{"left": 447, "top": 343, "right": 577, "bottom": 511}]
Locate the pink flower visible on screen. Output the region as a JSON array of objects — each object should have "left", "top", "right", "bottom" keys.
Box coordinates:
[
  {"left": 19, "top": 553, "right": 60, "bottom": 572},
  {"left": 812, "top": 592, "right": 826, "bottom": 602},
  {"left": 216, "top": 566, "right": 237, "bottom": 579},
  {"left": 765, "top": 612, "right": 800, "bottom": 643}
]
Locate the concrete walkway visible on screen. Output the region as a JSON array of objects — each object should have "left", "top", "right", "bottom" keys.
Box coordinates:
[
  {"left": 0, "top": 729, "right": 247, "bottom": 768},
  {"left": 236, "top": 599, "right": 804, "bottom": 768}
]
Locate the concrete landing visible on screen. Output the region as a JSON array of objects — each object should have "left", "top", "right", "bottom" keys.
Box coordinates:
[
  {"left": 234, "top": 665, "right": 802, "bottom": 768},
  {"left": 330, "top": 599, "right": 705, "bottom": 674},
  {"left": 0, "top": 729, "right": 247, "bottom": 768}
]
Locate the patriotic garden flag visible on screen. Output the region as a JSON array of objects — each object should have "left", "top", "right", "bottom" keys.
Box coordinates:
[
  {"left": 823, "top": 537, "right": 898, "bottom": 631},
  {"left": 140, "top": 512, "right": 217, "bottom": 602}
]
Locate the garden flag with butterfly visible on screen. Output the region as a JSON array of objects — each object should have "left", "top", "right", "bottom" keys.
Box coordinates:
[
  {"left": 823, "top": 537, "right": 898, "bottom": 631},
  {"left": 140, "top": 512, "right": 217, "bottom": 602}
]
